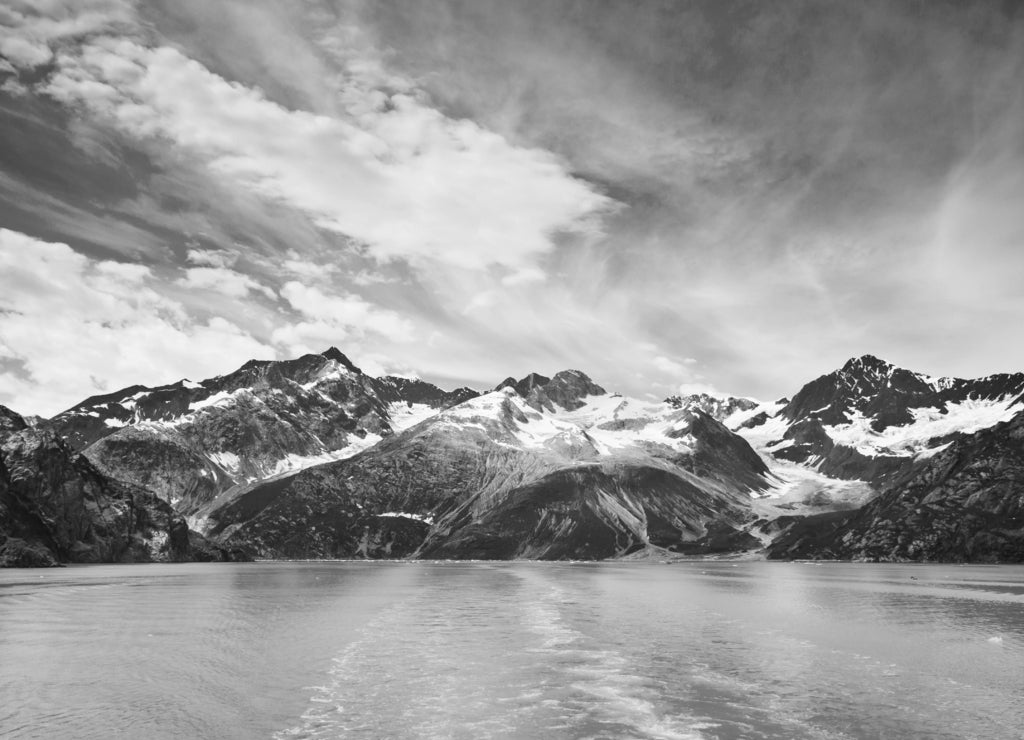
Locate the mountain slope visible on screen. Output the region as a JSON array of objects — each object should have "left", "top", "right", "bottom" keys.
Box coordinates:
[
  {"left": 767, "top": 408, "right": 1024, "bottom": 562},
  {"left": 733, "top": 355, "right": 1024, "bottom": 489},
  {"left": 198, "top": 372, "right": 770, "bottom": 560},
  {"left": 47, "top": 348, "right": 478, "bottom": 515}
]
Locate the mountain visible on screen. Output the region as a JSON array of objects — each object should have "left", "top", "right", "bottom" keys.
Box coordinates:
[
  {"left": 193, "top": 372, "right": 770, "bottom": 560},
  {"left": 757, "top": 355, "right": 1024, "bottom": 481},
  {"left": 0, "top": 404, "right": 234, "bottom": 567},
  {"left": 4, "top": 350, "right": 1023, "bottom": 565},
  {"left": 729, "top": 355, "right": 1024, "bottom": 493},
  {"left": 45, "top": 348, "right": 478, "bottom": 515},
  {"left": 767, "top": 407, "right": 1024, "bottom": 562},
  {"left": 734, "top": 355, "right": 1024, "bottom": 561}
]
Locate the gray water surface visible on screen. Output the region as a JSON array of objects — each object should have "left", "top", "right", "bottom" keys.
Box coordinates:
[{"left": 1, "top": 561, "right": 1022, "bottom": 739}]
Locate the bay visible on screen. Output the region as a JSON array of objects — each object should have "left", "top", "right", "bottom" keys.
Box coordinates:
[{"left": 1, "top": 561, "right": 1022, "bottom": 739}]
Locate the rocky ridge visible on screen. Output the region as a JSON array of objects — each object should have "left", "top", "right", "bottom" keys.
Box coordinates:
[{"left": 45, "top": 348, "right": 477, "bottom": 516}]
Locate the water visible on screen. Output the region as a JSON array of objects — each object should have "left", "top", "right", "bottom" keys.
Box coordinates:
[{"left": 1, "top": 561, "right": 1022, "bottom": 739}]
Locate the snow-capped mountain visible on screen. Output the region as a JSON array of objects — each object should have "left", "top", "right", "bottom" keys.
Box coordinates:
[
  {"left": 44, "top": 348, "right": 477, "bottom": 514},
  {"left": 729, "top": 354, "right": 1024, "bottom": 487},
  {"left": 767, "top": 407, "right": 1024, "bottom": 562},
  {"left": 196, "top": 370, "right": 772, "bottom": 560},
  {"left": 4, "top": 350, "right": 1024, "bottom": 565}
]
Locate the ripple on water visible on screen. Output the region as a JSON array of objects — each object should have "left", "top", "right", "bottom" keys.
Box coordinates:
[{"left": 276, "top": 570, "right": 711, "bottom": 740}]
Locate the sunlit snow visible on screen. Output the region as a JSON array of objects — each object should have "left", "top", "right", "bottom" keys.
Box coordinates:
[{"left": 824, "top": 396, "right": 1022, "bottom": 456}]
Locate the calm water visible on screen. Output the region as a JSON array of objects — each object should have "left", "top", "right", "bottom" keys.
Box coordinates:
[{"left": 1, "top": 561, "right": 1022, "bottom": 739}]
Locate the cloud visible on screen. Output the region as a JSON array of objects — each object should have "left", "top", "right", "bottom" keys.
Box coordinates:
[
  {"left": 0, "top": 0, "right": 134, "bottom": 69},
  {"left": 186, "top": 248, "right": 236, "bottom": 268},
  {"left": 0, "top": 228, "right": 273, "bottom": 415},
  {"left": 3, "top": 0, "right": 1023, "bottom": 410},
  {"left": 177, "top": 266, "right": 276, "bottom": 299},
  {"left": 271, "top": 281, "right": 414, "bottom": 358},
  {"left": 39, "top": 33, "right": 612, "bottom": 275}
]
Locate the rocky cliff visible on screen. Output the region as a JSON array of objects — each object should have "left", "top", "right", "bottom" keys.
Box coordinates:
[{"left": 0, "top": 404, "right": 235, "bottom": 567}]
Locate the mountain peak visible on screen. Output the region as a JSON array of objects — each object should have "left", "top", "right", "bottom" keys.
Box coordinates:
[
  {"left": 0, "top": 403, "right": 28, "bottom": 435},
  {"left": 494, "top": 372, "right": 551, "bottom": 397},
  {"left": 841, "top": 354, "right": 894, "bottom": 374},
  {"left": 320, "top": 347, "right": 361, "bottom": 374},
  {"left": 526, "top": 370, "right": 605, "bottom": 412}
]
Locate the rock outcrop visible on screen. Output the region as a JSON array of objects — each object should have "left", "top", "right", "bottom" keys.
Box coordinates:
[{"left": 0, "top": 404, "right": 236, "bottom": 567}]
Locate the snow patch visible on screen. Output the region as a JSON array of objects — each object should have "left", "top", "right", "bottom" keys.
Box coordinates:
[
  {"left": 103, "top": 417, "right": 127, "bottom": 428},
  {"left": 914, "top": 442, "right": 952, "bottom": 460},
  {"left": 723, "top": 400, "right": 783, "bottom": 430},
  {"left": 208, "top": 450, "right": 241, "bottom": 475},
  {"left": 387, "top": 402, "right": 440, "bottom": 431},
  {"left": 824, "top": 396, "right": 1021, "bottom": 456},
  {"left": 377, "top": 511, "right": 434, "bottom": 525},
  {"left": 751, "top": 457, "right": 874, "bottom": 509},
  {"left": 267, "top": 434, "right": 383, "bottom": 477},
  {"left": 300, "top": 366, "right": 351, "bottom": 391},
  {"left": 190, "top": 388, "right": 246, "bottom": 412}
]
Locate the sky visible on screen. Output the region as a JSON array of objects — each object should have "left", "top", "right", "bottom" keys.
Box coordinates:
[{"left": 1, "top": 0, "right": 1023, "bottom": 416}]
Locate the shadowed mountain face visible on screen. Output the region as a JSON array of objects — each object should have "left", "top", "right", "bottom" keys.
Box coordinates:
[
  {"left": 0, "top": 404, "right": 234, "bottom": 567},
  {"left": 3, "top": 352, "right": 1024, "bottom": 565}
]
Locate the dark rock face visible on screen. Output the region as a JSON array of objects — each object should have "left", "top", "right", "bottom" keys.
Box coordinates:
[
  {"left": 497, "top": 370, "right": 606, "bottom": 412},
  {"left": 768, "top": 410, "right": 1024, "bottom": 562},
  {"left": 495, "top": 373, "right": 550, "bottom": 397},
  {"left": 83, "top": 427, "right": 228, "bottom": 514},
  {"left": 419, "top": 464, "right": 753, "bottom": 560},
  {"left": 375, "top": 376, "right": 479, "bottom": 409},
  {"left": 672, "top": 411, "right": 770, "bottom": 493},
  {"left": 524, "top": 370, "right": 606, "bottom": 412},
  {"left": 198, "top": 426, "right": 497, "bottom": 560},
  {"left": 1, "top": 405, "right": 28, "bottom": 435},
  {"left": 770, "top": 417, "right": 905, "bottom": 484},
  {"left": 0, "top": 423, "right": 234, "bottom": 567}
]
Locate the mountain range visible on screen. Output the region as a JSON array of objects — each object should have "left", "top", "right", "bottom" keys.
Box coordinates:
[{"left": 3, "top": 349, "right": 1023, "bottom": 566}]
